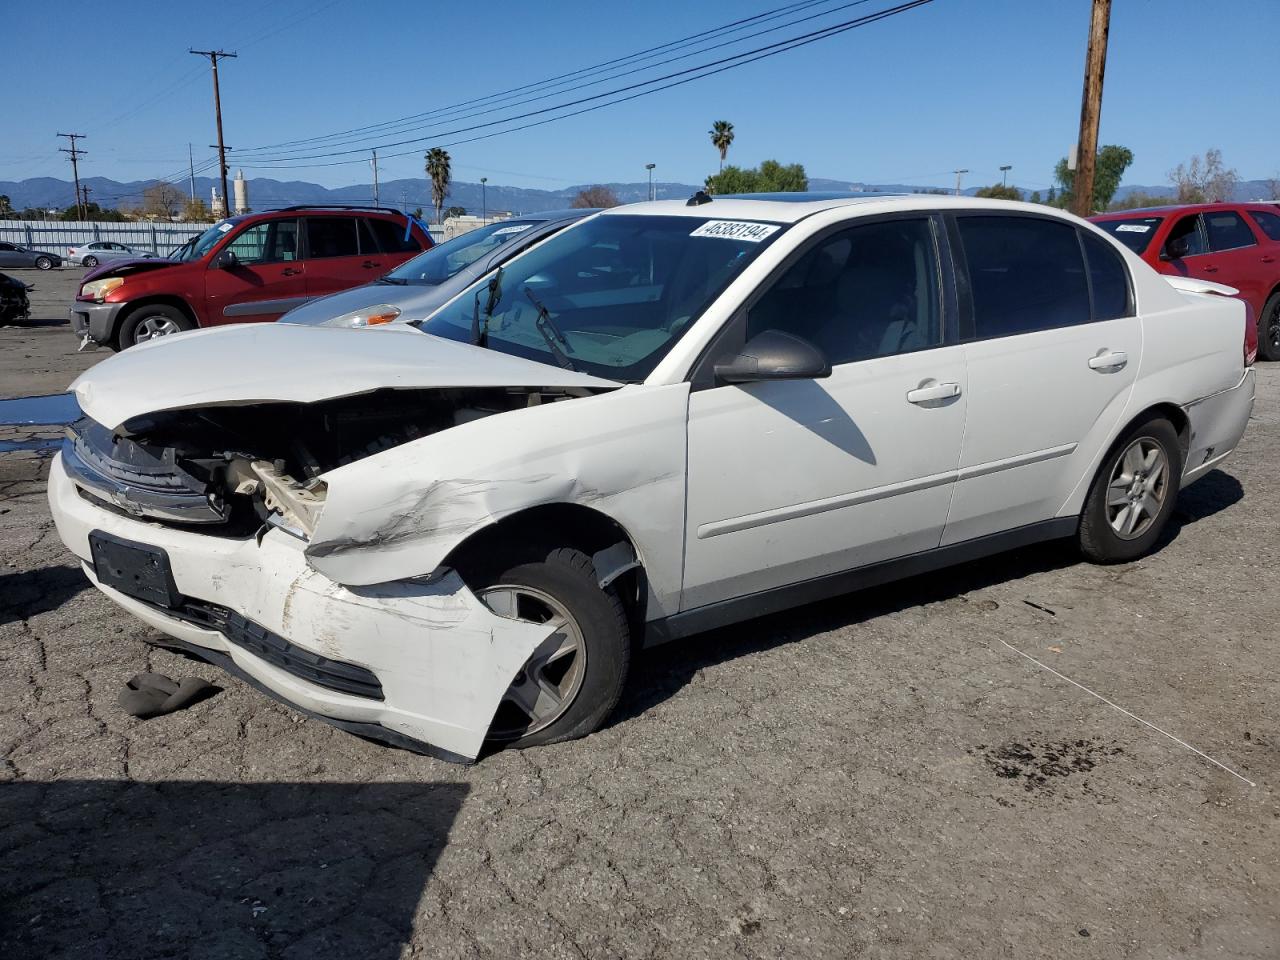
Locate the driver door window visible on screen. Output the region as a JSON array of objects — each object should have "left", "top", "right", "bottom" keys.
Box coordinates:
[
  {"left": 225, "top": 220, "right": 298, "bottom": 264},
  {"left": 1164, "top": 215, "right": 1206, "bottom": 258}
]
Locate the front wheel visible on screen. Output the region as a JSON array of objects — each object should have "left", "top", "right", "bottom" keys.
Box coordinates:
[
  {"left": 34, "top": 256, "right": 53, "bottom": 270},
  {"left": 1258, "top": 292, "right": 1280, "bottom": 362},
  {"left": 1078, "top": 415, "right": 1182, "bottom": 564},
  {"left": 469, "top": 546, "right": 631, "bottom": 749},
  {"left": 116, "top": 304, "right": 194, "bottom": 349}
]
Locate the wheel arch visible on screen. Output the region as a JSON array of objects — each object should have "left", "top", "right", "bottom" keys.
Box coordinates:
[{"left": 443, "top": 502, "right": 650, "bottom": 632}]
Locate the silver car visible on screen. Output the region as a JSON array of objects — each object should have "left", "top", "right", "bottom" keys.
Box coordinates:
[
  {"left": 67, "top": 240, "right": 158, "bottom": 268},
  {"left": 0, "top": 241, "right": 63, "bottom": 270},
  {"left": 279, "top": 209, "right": 594, "bottom": 328}
]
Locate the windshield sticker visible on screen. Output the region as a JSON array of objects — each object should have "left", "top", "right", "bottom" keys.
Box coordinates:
[
  {"left": 217, "top": 222, "right": 233, "bottom": 232},
  {"left": 689, "top": 220, "right": 780, "bottom": 242},
  {"left": 492, "top": 224, "right": 533, "bottom": 236},
  {"left": 1115, "top": 224, "right": 1151, "bottom": 233}
]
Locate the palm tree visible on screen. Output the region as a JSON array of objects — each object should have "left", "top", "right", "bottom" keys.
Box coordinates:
[
  {"left": 709, "top": 121, "right": 735, "bottom": 172},
  {"left": 425, "top": 147, "right": 452, "bottom": 223}
]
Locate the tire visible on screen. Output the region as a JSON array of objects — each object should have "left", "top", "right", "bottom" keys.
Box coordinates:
[
  {"left": 465, "top": 545, "right": 631, "bottom": 749},
  {"left": 1258, "top": 292, "right": 1280, "bottom": 362},
  {"left": 34, "top": 256, "right": 53, "bottom": 271},
  {"left": 116, "top": 304, "right": 194, "bottom": 349},
  {"left": 1078, "top": 414, "right": 1183, "bottom": 564},
  {"left": 82, "top": 255, "right": 98, "bottom": 269}
]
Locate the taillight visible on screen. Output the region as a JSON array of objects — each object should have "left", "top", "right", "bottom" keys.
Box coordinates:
[{"left": 1242, "top": 298, "right": 1258, "bottom": 367}]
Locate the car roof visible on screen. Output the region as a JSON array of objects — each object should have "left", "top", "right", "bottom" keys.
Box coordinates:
[
  {"left": 598, "top": 192, "right": 1083, "bottom": 223},
  {"left": 1092, "top": 201, "right": 1276, "bottom": 219}
]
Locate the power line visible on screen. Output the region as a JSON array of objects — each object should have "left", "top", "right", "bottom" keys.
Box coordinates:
[{"left": 237, "top": 0, "right": 933, "bottom": 170}]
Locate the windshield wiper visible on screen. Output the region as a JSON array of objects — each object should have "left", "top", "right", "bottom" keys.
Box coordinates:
[
  {"left": 523, "top": 287, "right": 576, "bottom": 371},
  {"left": 374, "top": 276, "right": 408, "bottom": 285},
  {"left": 470, "top": 267, "right": 504, "bottom": 346}
]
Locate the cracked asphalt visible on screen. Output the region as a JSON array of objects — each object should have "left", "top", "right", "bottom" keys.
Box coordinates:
[{"left": 2, "top": 271, "right": 1278, "bottom": 958}]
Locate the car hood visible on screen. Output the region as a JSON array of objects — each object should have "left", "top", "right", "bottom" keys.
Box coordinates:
[
  {"left": 80, "top": 257, "right": 179, "bottom": 282},
  {"left": 279, "top": 279, "right": 450, "bottom": 326},
  {"left": 70, "top": 322, "right": 620, "bottom": 430}
]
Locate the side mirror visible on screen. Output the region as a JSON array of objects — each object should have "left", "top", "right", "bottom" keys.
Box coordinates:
[
  {"left": 215, "top": 249, "right": 238, "bottom": 269},
  {"left": 714, "top": 329, "right": 832, "bottom": 385},
  {"left": 1162, "top": 236, "right": 1190, "bottom": 260}
]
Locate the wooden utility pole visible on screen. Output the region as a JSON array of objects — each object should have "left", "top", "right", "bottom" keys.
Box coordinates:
[
  {"left": 371, "top": 149, "right": 380, "bottom": 205},
  {"left": 190, "top": 49, "right": 237, "bottom": 215},
  {"left": 57, "top": 132, "right": 87, "bottom": 220},
  {"left": 1071, "top": 0, "right": 1111, "bottom": 217}
]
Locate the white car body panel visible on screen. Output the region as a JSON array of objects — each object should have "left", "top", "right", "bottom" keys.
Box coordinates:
[
  {"left": 46, "top": 195, "right": 1255, "bottom": 761},
  {"left": 70, "top": 323, "right": 617, "bottom": 430}
]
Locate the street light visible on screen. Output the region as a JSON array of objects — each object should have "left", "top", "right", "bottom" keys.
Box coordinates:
[
  {"left": 645, "top": 163, "right": 656, "bottom": 202},
  {"left": 953, "top": 168, "right": 969, "bottom": 196},
  {"left": 480, "top": 177, "right": 487, "bottom": 225},
  {"left": 1000, "top": 164, "right": 1012, "bottom": 187}
]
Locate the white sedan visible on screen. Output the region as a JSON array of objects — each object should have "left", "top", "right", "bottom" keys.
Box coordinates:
[
  {"left": 67, "top": 240, "right": 157, "bottom": 267},
  {"left": 47, "top": 195, "right": 1255, "bottom": 762}
]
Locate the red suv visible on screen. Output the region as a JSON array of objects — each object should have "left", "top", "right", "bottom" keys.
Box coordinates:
[
  {"left": 70, "top": 206, "right": 432, "bottom": 350},
  {"left": 1092, "top": 202, "right": 1280, "bottom": 360}
]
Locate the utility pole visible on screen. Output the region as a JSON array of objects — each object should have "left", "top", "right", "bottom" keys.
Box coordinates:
[
  {"left": 480, "top": 177, "right": 487, "bottom": 224},
  {"left": 188, "top": 143, "right": 196, "bottom": 200},
  {"left": 646, "top": 162, "right": 656, "bottom": 201},
  {"left": 190, "top": 49, "right": 237, "bottom": 216},
  {"left": 371, "top": 149, "right": 380, "bottom": 204},
  {"left": 57, "top": 132, "right": 87, "bottom": 220},
  {"left": 1000, "top": 164, "right": 1012, "bottom": 187},
  {"left": 953, "top": 168, "right": 969, "bottom": 196},
  {"left": 1071, "top": 0, "right": 1111, "bottom": 217}
]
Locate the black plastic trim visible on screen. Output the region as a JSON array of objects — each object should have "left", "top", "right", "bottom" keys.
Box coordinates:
[
  {"left": 643, "top": 517, "right": 1078, "bottom": 646},
  {"left": 222, "top": 295, "right": 314, "bottom": 318}
]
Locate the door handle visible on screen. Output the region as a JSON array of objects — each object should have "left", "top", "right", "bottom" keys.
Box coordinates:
[
  {"left": 361, "top": 260, "right": 381, "bottom": 269},
  {"left": 1203, "top": 264, "right": 1219, "bottom": 273},
  {"left": 282, "top": 267, "right": 302, "bottom": 276},
  {"left": 1088, "top": 350, "right": 1128, "bottom": 371},
  {"left": 906, "top": 381, "right": 961, "bottom": 404},
  {"left": 1263, "top": 255, "right": 1276, "bottom": 264}
]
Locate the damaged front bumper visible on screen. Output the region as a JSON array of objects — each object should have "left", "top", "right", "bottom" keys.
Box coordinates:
[{"left": 48, "top": 452, "right": 562, "bottom": 762}]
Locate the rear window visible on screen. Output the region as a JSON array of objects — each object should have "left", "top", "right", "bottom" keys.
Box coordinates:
[
  {"left": 958, "top": 215, "right": 1091, "bottom": 338},
  {"left": 1094, "top": 217, "right": 1162, "bottom": 254},
  {"left": 305, "top": 217, "right": 359, "bottom": 259},
  {"left": 1249, "top": 210, "right": 1280, "bottom": 242},
  {"left": 1204, "top": 211, "right": 1256, "bottom": 251},
  {"left": 366, "top": 217, "right": 422, "bottom": 253}
]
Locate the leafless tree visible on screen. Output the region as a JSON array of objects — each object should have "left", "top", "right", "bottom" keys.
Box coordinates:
[
  {"left": 1167, "top": 149, "right": 1238, "bottom": 204},
  {"left": 570, "top": 186, "right": 621, "bottom": 208},
  {"left": 142, "top": 181, "right": 183, "bottom": 219}
]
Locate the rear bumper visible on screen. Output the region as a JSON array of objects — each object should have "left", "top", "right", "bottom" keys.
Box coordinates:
[
  {"left": 47, "top": 453, "right": 560, "bottom": 761},
  {"left": 69, "top": 300, "right": 124, "bottom": 344},
  {"left": 1181, "top": 368, "right": 1255, "bottom": 487}
]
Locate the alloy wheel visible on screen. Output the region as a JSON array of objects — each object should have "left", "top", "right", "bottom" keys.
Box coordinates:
[
  {"left": 480, "top": 584, "right": 587, "bottom": 741},
  {"left": 1105, "top": 438, "right": 1169, "bottom": 540},
  {"left": 132, "top": 315, "right": 183, "bottom": 343}
]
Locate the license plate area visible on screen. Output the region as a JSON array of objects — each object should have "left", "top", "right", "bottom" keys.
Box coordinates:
[{"left": 89, "top": 531, "right": 181, "bottom": 608}]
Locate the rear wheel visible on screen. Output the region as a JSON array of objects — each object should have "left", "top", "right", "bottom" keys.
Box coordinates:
[
  {"left": 116, "top": 304, "right": 194, "bottom": 349},
  {"left": 34, "top": 256, "right": 53, "bottom": 270},
  {"left": 82, "top": 255, "right": 99, "bottom": 268},
  {"left": 467, "top": 545, "right": 631, "bottom": 749},
  {"left": 1078, "top": 415, "right": 1182, "bottom": 564},
  {"left": 1258, "top": 292, "right": 1280, "bottom": 362}
]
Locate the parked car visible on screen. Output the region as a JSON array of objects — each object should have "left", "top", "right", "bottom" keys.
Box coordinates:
[
  {"left": 1092, "top": 202, "right": 1280, "bottom": 360},
  {"left": 68, "top": 240, "right": 159, "bottom": 268},
  {"left": 49, "top": 195, "right": 1254, "bottom": 762},
  {"left": 0, "top": 241, "right": 62, "bottom": 270},
  {"left": 0, "top": 272, "right": 31, "bottom": 322},
  {"left": 68, "top": 205, "right": 433, "bottom": 350},
  {"left": 279, "top": 209, "right": 594, "bottom": 328}
]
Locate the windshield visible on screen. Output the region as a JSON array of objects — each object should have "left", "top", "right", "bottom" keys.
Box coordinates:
[
  {"left": 183, "top": 221, "right": 238, "bottom": 261},
  {"left": 385, "top": 219, "right": 541, "bottom": 284},
  {"left": 1096, "top": 216, "right": 1163, "bottom": 254},
  {"left": 418, "top": 213, "right": 785, "bottom": 381}
]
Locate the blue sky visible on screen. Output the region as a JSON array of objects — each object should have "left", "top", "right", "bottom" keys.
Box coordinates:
[{"left": 3, "top": 0, "right": 1277, "bottom": 194}]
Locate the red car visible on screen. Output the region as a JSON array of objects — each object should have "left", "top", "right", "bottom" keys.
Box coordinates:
[
  {"left": 70, "top": 206, "right": 432, "bottom": 350},
  {"left": 1092, "top": 202, "right": 1280, "bottom": 360}
]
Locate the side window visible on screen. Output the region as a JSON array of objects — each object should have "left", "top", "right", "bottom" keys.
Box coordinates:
[
  {"left": 305, "top": 217, "right": 359, "bottom": 259},
  {"left": 0, "top": 243, "right": 14, "bottom": 251},
  {"left": 224, "top": 219, "right": 298, "bottom": 265},
  {"left": 366, "top": 217, "right": 421, "bottom": 253},
  {"left": 1249, "top": 210, "right": 1280, "bottom": 242},
  {"left": 1164, "top": 215, "right": 1206, "bottom": 258},
  {"left": 1081, "top": 231, "right": 1132, "bottom": 321},
  {"left": 1204, "top": 211, "right": 1257, "bottom": 251},
  {"left": 958, "top": 216, "right": 1091, "bottom": 338},
  {"left": 747, "top": 218, "right": 942, "bottom": 365}
]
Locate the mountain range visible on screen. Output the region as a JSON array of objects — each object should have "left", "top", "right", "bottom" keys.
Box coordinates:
[{"left": 2, "top": 175, "right": 1276, "bottom": 215}]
